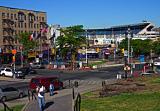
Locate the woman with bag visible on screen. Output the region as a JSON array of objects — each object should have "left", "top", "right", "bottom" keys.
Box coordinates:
[{"left": 36, "top": 84, "right": 46, "bottom": 111}]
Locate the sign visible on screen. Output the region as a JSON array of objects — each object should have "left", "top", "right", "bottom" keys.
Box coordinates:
[
  {"left": 12, "top": 56, "right": 15, "bottom": 62},
  {"left": 124, "top": 50, "right": 128, "bottom": 57},
  {"left": 12, "top": 49, "right": 17, "bottom": 54},
  {"left": 139, "top": 55, "right": 145, "bottom": 62}
]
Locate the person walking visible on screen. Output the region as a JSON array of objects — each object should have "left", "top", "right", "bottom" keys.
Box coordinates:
[
  {"left": 49, "top": 81, "right": 54, "bottom": 96},
  {"left": 37, "top": 84, "right": 46, "bottom": 111}
]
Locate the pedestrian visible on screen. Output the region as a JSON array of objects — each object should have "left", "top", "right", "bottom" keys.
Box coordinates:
[
  {"left": 36, "top": 84, "right": 46, "bottom": 111},
  {"left": 49, "top": 81, "right": 54, "bottom": 96}
]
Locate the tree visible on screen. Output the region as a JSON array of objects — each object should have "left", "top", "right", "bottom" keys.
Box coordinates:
[
  {"left": 152, "top": 38, "right": 160, "bottom": 55},
  {"left": 119, "top": 39, "right": 152, "bottom": 57},
  {"left": 16, "top": 32, "right": 37, "bottom": 56},
  {"left": 56, "top": 25, "right": 86, "bottom": 70}
]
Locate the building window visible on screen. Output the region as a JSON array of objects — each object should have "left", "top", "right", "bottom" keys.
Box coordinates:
[
  {"left": 21, "top": 22, "right": 23, "bottom": 28},
  {"left": 24, "top": 15, "right": 26, "bottom": 20},
  {"left": 37, "top": 24, "right": 39, "bottom": 28},
  {"left": 14, "top": 14, "right": 17, "bottom": 20},
  {"left": 42, "top": 17, "right": 44, "bottom": 21},
  {"left": 34, "top": 24, "right": 36, "bottom": 28},
  {"left": 11, "top": 14, "right": 13, "bottom": 19},
  {"left": 37, "top": 16, "right": 38, "bottom": 21},
  {"left": 18, "top": 22, "right": 20, "bottom": 28},
  {"left": 25, "top": 23, "right": 26, "bottom": 28},
  {"left": 2, "top": 13, "right": 5, "bottom": 18},
  {"left": 7, "top": 13, "right": 9, "bottom": 18},
  {"left": 39, "top": 17, "right": 41, "bottom": 21}
]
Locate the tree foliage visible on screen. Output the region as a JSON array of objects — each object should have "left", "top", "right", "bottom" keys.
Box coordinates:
[
  {"left": 16, "top": 32, "right": 37, "bottom": 56},
  {"left": 56, "top": 25, "right": 86, "bottom": 68},
  {"left": 119, "top": 39, "right": 152, "bottom": 56}
]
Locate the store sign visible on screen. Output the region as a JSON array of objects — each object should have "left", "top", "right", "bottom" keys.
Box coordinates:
[{"left": 12, "top": 50, "right": 17, "bottom": 54}]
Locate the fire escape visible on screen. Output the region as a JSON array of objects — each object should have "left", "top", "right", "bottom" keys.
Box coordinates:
[{"left": 2, "top": 18, "right": 14, "bottom": 53}]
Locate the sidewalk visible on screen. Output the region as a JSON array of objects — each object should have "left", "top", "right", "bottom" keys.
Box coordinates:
[
  {"left": 24, "top": 79, "right": 116, "bottom": 111},
  {"left": 24, "top": 84, "right": 101, "bottom": 111}
]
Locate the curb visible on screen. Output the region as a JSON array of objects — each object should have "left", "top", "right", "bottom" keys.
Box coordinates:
[{"left": 21, "top": 101, "right": 29, "bottom": 111}]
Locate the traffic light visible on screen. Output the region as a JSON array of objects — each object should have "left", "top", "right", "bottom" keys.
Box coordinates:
[{"left": 121, "top": 48, "right": 124, "bottom": 54}]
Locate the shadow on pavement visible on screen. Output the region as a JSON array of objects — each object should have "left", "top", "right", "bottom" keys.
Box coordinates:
[{"left": 45, "top": 101, "right": 54, "bottom": 109}]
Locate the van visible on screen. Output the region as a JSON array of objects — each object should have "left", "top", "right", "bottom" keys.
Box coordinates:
[{"left": 29, "top": 76, "right": 63, "bottom": 91}]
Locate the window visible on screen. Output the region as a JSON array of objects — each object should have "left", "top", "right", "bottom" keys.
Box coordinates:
[
  {"left": 37, "top": 16, "right": 38, "bottom": 21},
  {"left": 18, "top": 22, "right": 20, "bottom": 28},
  {"left": 2, "top": 13, "right": 5, "bottom": 18},
  {"left": 14, "top": 14, "right": 17, "bottom": 19},
  {"left": 25, "top": 23, "right": 26, "bottom": 28},
  {"left": 7, "top": 13, "right": 9, "bottom": 18},
  {"left": 6, "top": 68, "right": 12, "bottom": 72},
  {"left": 11, "top": 14, "right": 13, "bottom": 19},
  {"left": 21, "top": 22, "right": 23, "bottom": 28},
  {"left": 37, "top": 24, "right": 39, "bottom": 28},
  {"left": 42, "top": 17, "right": 44, "bottom": 21},
  {"left": 34, "top": 24, "right": 36, "bottom": 28}
]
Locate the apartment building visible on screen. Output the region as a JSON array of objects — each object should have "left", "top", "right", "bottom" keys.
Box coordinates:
[{"left": 0, "top": 6, "right": 47, "bottom": 63}]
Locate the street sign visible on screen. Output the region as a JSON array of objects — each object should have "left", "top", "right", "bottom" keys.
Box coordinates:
[
  {"left": 12, "top": 49, "right": 17, "bottom": 54},
  {"left": 124, "top": 50, "right": 128, "bottom": 57}
]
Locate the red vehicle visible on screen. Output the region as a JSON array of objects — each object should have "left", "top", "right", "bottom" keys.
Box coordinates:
[{"left": 29, "top": 76, "right": 63, "bottom": 91}]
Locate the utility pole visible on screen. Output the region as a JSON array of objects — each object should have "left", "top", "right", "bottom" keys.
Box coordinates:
[
  {"left": 127, "top": 28, "right": 131, "bottom": 64},
  {"left": 85, "top": 30, "right": 88, "bottom": 66}
]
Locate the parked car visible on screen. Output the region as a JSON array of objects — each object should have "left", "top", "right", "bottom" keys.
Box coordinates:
[
  {"left": 30, "top": 62, "right": 45, "bottom": 69},
  {"left": 0, "top": 68, "right": 14, "bottom": 77},
  {"left": 140, "top": 70, "right": 156, "bottom": 76},
  {"left": 18, "top": 67, "right": 37, "bottom": 75},
  {"left": 29, "top": 76, "right": 63, "bottom": 91},
  {"left": 0, "top": 67, "right": 25, "bottom": 79},
  {"left": 14, "top": 69, "right": 26, "bottom": 79},
  {"left": 0, "top": 86, "right": 24, "bottom": 102}
]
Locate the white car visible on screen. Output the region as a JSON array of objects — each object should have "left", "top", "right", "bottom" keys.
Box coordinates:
[{"left": 0, "top": 68, "right": 14, "bottom": 77}]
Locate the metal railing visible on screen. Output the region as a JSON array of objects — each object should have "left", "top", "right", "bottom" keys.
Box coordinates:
[
  {"left": 72, "top": 88, "right": 81, "bottom": 111},
  {"left": 0, "top": 99, "right": 13, "bottom": 111}
]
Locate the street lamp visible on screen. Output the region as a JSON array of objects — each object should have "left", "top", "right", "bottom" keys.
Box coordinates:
[
  {"left": 127, "top": 28, "right": 131, "bottom": 64},
  {"left": 85, "top": 30, "right": 88, "bottom": 66}
]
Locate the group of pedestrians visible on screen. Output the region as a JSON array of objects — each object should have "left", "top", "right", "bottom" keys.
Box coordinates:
[{"left": 36, "top": 81, "right": 55, "bottom": 111}]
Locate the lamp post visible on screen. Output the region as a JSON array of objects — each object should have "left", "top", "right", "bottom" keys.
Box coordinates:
[
  {"left": 20, "top": 46, "right": 23, "bottom": 67},
  {"left": 127, "top": 28, "right": 131, "bottom": 64},
  {"left": 85, "top": 30, "right": 88, "bottom": 66}
]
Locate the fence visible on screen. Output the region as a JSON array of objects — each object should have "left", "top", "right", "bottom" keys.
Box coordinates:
[
  {"left": 72, "top": 88, "right": 81, "bottom": 111},
  {"left": 0, "top": 99, "right": 13, "bottom": 111}
]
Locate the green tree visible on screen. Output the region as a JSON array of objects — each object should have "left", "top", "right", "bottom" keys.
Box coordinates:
[
  {"left": 152, "top": 38, "right": 160, "bottom": 55},
  {"left": 56, "top": 25, "right": 86, "bottom": 69},
  {"left": 16, "top": 32, "right": 37, "bottom": 56},
  {"left": 119, "top": 39, "right": 152, "bottom": 56}
]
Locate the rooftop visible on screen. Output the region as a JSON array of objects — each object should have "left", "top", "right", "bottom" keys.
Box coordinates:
[{"left": 0, "top": 6, "right": 46, "bottom": 13}]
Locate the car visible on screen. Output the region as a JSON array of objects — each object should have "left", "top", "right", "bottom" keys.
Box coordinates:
[
  {"left": 29, "top": 76, "right": 63, "bottom": 91},
  {"left": 0, "top": 86, "right": 24, "bottom": 102},
  {"left": 0, "top": 68, "right": 14, "bottom": 77},
  {"left": 14, "top": 69, "right": 26, "bottom": 79},
  {"left": 30, "top": 62, "right": 45, "bottom": 69},
  {"left": 0, "top": 67, "right": 25, "bottom": 79},
  {"left": 140, "top": 70, "right": 156, "bottom": 76},
  {"left": 18, "top": 67, "right": 37, "bottom": 75}
]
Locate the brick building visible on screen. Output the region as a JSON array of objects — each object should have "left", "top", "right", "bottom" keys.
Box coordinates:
[{"left": 0, "top": 6, "right": 47, "bottom": 64}]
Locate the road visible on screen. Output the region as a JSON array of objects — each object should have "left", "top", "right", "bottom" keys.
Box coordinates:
[{"left": 0, "top": 66, "right": 123, "bottom": 94}]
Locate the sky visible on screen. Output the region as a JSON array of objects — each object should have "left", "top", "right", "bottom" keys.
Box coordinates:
[{"left": 0, "top": 0, "right": 160, "bottom": 28}]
